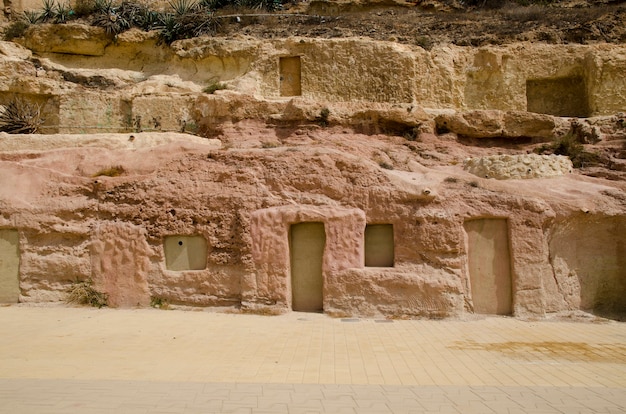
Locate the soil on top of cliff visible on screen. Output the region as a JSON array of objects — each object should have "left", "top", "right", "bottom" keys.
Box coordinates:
[
  {"left": 3, "top": 0, "right": 626, "bottom": 47},
  {"left": 214, "top": 0, "right": 626, "bottom": 47}
]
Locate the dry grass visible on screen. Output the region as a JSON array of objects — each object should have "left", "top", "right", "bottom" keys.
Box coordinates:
[
  {"left": 93, "top": 165, "right": 126, "bottom": 177},
  {"left": 0, "top": 97, "right": 45, "bottom": 134},
  {"left": 66, "top": 279, "right": 108, "bottom": 308}
]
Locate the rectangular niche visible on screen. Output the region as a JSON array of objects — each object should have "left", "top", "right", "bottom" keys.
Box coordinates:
[
  {"left": 279, "top": 56, "right": 302, "bottom": 97},
  {"left": 464, "top": 218, "right": 512, "bottom": 315},
  {"left": 290, "top": 222, "right": 325, "bottom": 312},
  {"left": 164, "top": 235, "right": 207, "bottom": 271},
  {"left": 364, "top": 224, "right": 394, "bottom": 267},
  {"left": 0, "top": 229, "right": 20, "bottom": 303},
  {"left": 526, "top": 76, "right": 589, "bottom": 117}
]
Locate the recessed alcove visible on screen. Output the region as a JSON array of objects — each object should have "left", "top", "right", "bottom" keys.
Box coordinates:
[
  {"left": 0, "top": 229, "right": 20, "bottom": 303},
  {"left": 464, "top": 218, "right": 512, "bottom": 315},
  {"left": 549, "top": 217, "right": 626, "bottom": 319},
  {"left": 279, "top": 56, "right": 302, "bottom": 97},
  {"left": 164, "top": 235, "right": 208, "bottom": 271},
  {"left": 290, "top": 222, "right": 325, "bottom": 312},
  {"left": 526, "top": 76, "right": 589, "bottom": 117},
  {"left": 364, "top": 224, "right": 394, "bottom": 267}
]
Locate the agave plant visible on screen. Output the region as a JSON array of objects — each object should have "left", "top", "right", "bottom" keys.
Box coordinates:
[
  {"left": 94, "top": 0, "right": 114, "bottom": 13},
  {"left": 40, "top": 0, "right": 57, "bottom": 22},
  {"left": 137, "top": 9, "right": 162, "bottom": 31},
  {"left": 22, "top": 10, "right": 42, "bottom": 24},
  {"left": 92, "top": 6, "right": 131, "bottom": 35},
  {"left": 168, "top": 0, "right": 198, "bottom": 16},
  {"left": 118, "top": 1, "right": 149, "bottom": 27},
  {"left": 156, "top": 13, "right": 181, "bottom": 44},
  {"left": 53, "top": 2, "right": 73, "bottom": 23},
  {"left": 0, "top": 97, "right": 45, "bottom": 134}
]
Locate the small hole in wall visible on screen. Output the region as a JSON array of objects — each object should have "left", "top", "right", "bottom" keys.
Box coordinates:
[{"left": 178, "top": 241, "right": 183, "bottom": 246}]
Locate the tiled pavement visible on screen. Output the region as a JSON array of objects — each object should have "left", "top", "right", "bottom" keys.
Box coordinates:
[{"left": 0, "top": 306, "right": 625, "bottom": 413}]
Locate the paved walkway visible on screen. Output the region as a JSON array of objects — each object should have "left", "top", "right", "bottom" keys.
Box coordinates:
[{"left": 0, "top": 306, "right": 625, "bottom": 413}]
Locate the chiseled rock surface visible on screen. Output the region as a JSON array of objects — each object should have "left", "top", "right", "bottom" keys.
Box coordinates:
[
  {"left": 434, "top": 110, "right": 570, "bottom": 140},
  {"left": 464, "top": 154, "right": 573, "bottom": 180},
  {"left": 1, "top": 27, "right": 625, "bottom": 319},
  {"left": 18, "top": 24, "right": 110, "bottom": 56},
  {"left": 2, "top": 26, "right": 625, "bottom": 115},
  {"left": 0, "top": 127, "right": 624, "bottom": 319}
]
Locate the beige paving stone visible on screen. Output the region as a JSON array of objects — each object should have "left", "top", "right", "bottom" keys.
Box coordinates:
[{"left": 0, "top": 307, "right": 625, "bottom": 413}]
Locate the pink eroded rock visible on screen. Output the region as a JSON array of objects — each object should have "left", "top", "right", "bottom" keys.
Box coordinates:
[
  {"left": 249, "top": 205, "right": 365, "bottom": 310},
  {"left": 90, "top": 222, "right": 151, "bottom": 308}
]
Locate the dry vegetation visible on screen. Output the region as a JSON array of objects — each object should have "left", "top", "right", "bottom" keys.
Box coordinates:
[
  {"left": 66, "top": 279, "right": 108, "bottom": 308},
  {"left": 2, "top": 0, "right": 625, "bottom": 47},
  {"left": 226, "top": 1, "right": 626, "bottom": 47},
  {"left": 0, "top": 96, "right": 45, "bottom": 133}
]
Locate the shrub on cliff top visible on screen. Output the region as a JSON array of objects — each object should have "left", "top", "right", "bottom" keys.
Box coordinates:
[
  {"left": 16, "top": 0, "right": 288, "bottom": 43},
  {"left": 3, "top": 20, "right": 31, "bottom": 40}
]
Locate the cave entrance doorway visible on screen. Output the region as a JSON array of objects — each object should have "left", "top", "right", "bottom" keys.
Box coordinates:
[
  {"left": 290, "top": 222, "right": 325, "bottom": 312},
  {"left": 279, "top": 56, "right": 302, "bottom": 97},
  {"left": 464, "top": 218, "right": 512, "bottom": 315},
  {"left": 0, "top": 229, "right": 19, "bottom": 303},
  {"left": 526, "top": 76, "right": 589, "bottom": 117}
]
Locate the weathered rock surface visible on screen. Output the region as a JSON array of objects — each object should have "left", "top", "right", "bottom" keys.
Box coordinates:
[
  {"left": 434, "top": 110, "right": 570, "bottom": 140},
  {"left": 0, "top": 24, "right": 625, "bottom": 320},
  {"left": 0, "top": 124, "right": 624, "bottom": 319},
  {"left": 464, "top": 154, "right": 573, "bottom": 180}
]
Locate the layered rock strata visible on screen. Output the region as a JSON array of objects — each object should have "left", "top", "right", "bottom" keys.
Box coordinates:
[{"left": 0, "top": 26, "right": 625, "bottom": 319}]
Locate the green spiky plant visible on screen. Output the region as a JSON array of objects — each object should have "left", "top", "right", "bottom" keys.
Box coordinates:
[
  {"left": 92, "top": 9, "right": 131, "bottom": 35},
  {"left": 53, "top": 1, "right": 73, "bottom": 23},
  {"left": 169, "top": 0, "right": 198, "bottom": 15},
  {"left": 22, "top": 10, "right": 42, "bottom": 24},
  {"left": 93, "top": 0, "right": 114, "bottom": 13},
  {"left": 534, "top": 133, "right": 600, "bottom": 168},
  {"left": 118, "top": 1, "right": 150, "bottom": 27},
  {"left": 40, "top": 0, "right": 57, "bottom": 22},
  {"left": 137, "top": 9, "right": 162, "bottom": 31},
  {"left": 156, "top": 13, "right": 180, "bottom": 44}
]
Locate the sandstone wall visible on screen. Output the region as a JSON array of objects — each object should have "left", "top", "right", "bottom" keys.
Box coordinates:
[
  {"left": 255, "top": 38, "right": 418, "bottom": 103},
  {"left": 1, "top": 28, "right": 626, "bottom": 319},
  {"left": 4, "top": 30, "right": 625, "bottom": 124},
  {"left": 0, "top": 134, "right": 624, "bottom": 318},
  {"left": 547, "top": 215, "right": 626, "bottom": 318},
  {"left": 464, "top": 154, "right": 573, "bottom": 180}
]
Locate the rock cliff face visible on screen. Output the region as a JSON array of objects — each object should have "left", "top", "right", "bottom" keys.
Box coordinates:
[
  {"left": 0, "top": 23, "right": 625, "bottom": 319},
  {"left": 5, "top": 26, "right": 626, "bottom": 123}
]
